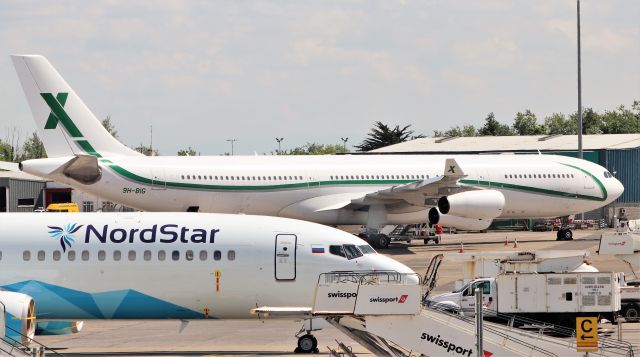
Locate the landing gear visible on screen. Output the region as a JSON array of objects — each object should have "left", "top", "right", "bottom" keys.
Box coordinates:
[
  {"left": 295, "top": 334, "right": 318, "bottom": 354},
  {"left": 556, "top": 228, "right": 573, "bottom": 241},
  {"left": 357, "top": 233, "right": 390, "bottom": 249}
]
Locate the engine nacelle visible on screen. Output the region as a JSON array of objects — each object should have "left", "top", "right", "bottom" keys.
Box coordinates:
[
  {"left": 428, "top": 207, "right": 492, "bottom": 231},
  {"left": 438, "top": 190, "right": 505, "bottom": 219},
  {"left": 0, "top": 291, "right": 36, "bottom": 345}
]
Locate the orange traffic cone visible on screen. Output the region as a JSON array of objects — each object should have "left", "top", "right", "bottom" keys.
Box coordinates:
[
  {"left": 504, "top": 236, "right": 509, "bottom": 246},
  {"left": 513, "top": 237, "right": 518, "bottom": 248},
  {"left": 459, "top": 242, "right": 465, "bottom": 253}
]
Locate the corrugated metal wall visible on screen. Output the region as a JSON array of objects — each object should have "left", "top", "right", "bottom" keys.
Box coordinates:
[
  {"left": 602, "top": 148, "right": 640, "bottom": 203},
  {"left": 0, "top": 178, "right": 46, "bottom": 212}
]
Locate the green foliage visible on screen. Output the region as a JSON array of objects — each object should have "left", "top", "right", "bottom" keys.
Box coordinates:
[
  {"left": 18, "top": 132, "right": 46, "bottom": 160},
  {"left": 569, "top": 108, "right": 603, "bottom": 134},
  {"left": 101, "top": 116, "right": 118, "bottom": 139},
  {"left": 543, "top": 113, "right": 572, "bottom": 135},
  {"left": 283, "top": 143, "right": 350, "bottom": 155},
  {"left": 434, "top": 124, "right": 477, "bottom": 137},
  {"left": 178, "top": 147, "right": 197, "bottom": 156},
  {"left": 478, "top": 113, "right": 514, "bottom": 136},
  {"left": 134, "top": 145, "right": 158, "bottom": 156},
  {"left": 600, "top": 104, "right": 640, "bottom": 134},
  {"left": 512, "top": 110, "right": 545, "bottom": 135},
  {"left": 356, "top": 121, "right": 424, "bottom": 151},
  {"left": 0, "top": 140, "right": 14, "bottom": 162}
]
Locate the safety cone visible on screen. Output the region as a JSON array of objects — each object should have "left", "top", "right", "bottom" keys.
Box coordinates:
[
  {"left": 513, "top": 237, "right": 518, "bottom": 248},
  {"left": 504, "top": 236, "right": 509, "bottom": 246},
  {"left": 459, "top": 242, "right": 465, "bottom": 253}
]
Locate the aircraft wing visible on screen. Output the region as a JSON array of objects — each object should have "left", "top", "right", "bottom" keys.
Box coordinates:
[{"left": 345, "top": 158, "right": 474, "bottom": 209}]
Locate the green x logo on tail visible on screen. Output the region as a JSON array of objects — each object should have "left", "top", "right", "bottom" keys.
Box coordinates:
[{"left": 41, "top": 92, "right": 83, "bottom": 137}]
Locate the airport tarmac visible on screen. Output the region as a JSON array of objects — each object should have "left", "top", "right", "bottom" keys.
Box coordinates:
[{"left": 35, "top": 229, "right": 639, "bottom": 356}]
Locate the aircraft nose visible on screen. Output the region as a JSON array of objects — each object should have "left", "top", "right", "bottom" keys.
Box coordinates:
[
  {"left": 370, "top": 254, "right": 416, "bottom": 275},
  {"left": 610, "top": 177, "right": 624, "bottom": 201}
]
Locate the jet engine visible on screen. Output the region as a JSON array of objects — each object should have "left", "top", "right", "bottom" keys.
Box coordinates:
[
  {"left": 428, "top": 207, "right": 492, "bottom": 231},
  {"left": 0, "top": 291, "right": 36, "bottom": 345},
  {"left": 438, "top": 190, "right": 505, "bottom": 220}
]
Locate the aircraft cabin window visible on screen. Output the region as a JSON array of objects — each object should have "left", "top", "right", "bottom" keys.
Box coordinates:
[
  {"left": 144, "top": 250, "right": 152, "bottom": 261},
  {"left": 199, "top": 250, "right": 208, "bottom": 261},
  {"left": 98, "top": 250, "right": 106, "bottom": 261},
  {"left": 214, "top": 250, "right": 222, "bottom": 261},
  {"left": 23, "top": 250, "right": 30, "bottom": 261},
  {"left": 186, "top": 250, "right": 194, "bottom": 261},
  {"left": 343, "top": 244, "right": 363, "bottom": 260},
  {"left": 228, "top": 250, "right": 236, "bottom": 261},
  {"left": 198, "top": 175, "right": 201, "bottom": 180},
  {"left": 82, "top": 250, "right": 90, "bottom": 261},
  {"left": 53, "top": 250, "right": 61, "bottom": 261},
  {"left": 158, "top": 250, "right": 166, "bottom": 261},
  {"left": 329, "top": 245, "right": 346, "bottom": 258},
  {"left": 128, "top": 250, "right": 136, "bottom": 261},
  {"left": 0, "top": 251, "right": 2, "bottom": 261},
  {"left": 181, "top": 175, "right": 185, "bottom": 179},
  {"left": 113, "top": 250, "right": 121, "bottom": 261},
  {"left": 37, "top": 250, "right": 45, "bottom": 261},
  {"left": 68, "top": 250, "right": 76, "bottom": 261},
  {"left": 358, "top": 245, "right": 376, "bottom": 254},
  {"left": 172, "top": 250, "right": 180, "bottom": 261}
]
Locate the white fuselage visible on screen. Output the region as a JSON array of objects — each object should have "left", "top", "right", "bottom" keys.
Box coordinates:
[
  {"left": 0, "top": 212, "right": 411, "bottom": 320},
  {"left": 22, "top": 153, "right": 623, "bottom": 225}
]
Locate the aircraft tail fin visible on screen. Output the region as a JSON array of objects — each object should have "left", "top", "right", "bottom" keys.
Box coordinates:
[{"left": 11, "top": 55, "right": 141, "bottom": 158}]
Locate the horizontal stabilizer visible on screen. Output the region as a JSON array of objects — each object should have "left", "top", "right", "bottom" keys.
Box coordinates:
[{"left": 0, "top": 161, "right": 19, "bottom": 172}]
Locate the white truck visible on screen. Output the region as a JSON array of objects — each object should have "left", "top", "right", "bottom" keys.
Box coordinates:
[{"left": 427, "top": 272, "right": 621, "bottom": 328}]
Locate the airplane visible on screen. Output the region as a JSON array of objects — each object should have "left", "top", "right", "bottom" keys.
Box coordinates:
[
  {"left": 11, "top": 55, "right": 624, "bottom": 247},
  {"left": 0, "top": 211, "right": 413, "bottom": 353}
]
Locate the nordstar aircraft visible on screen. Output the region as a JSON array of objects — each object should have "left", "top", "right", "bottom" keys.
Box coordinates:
[
  {"left": 11, "top": 55, "right": 624, "bottom": 246},
  {"left": 0, "top": 212, "right": 412, "bottom": 353}
]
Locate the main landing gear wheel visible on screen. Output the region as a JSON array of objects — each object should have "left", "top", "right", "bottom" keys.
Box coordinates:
[
  {"left": 295, "top": 334, "right": 318, "bottom": 353},
  {"left": 556, "top": 229, "right": 573, "bottom": 241}
]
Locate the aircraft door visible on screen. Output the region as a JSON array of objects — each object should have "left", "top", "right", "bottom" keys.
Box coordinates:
[
  {"left": 151, "top": 166, "right": 167, "bottom": 190},
  {"left": 275, "top": 234, "right": 297, "bottom": 280},
  {"left": 584, "top": 174, "right": 595, "bottom": 190}
]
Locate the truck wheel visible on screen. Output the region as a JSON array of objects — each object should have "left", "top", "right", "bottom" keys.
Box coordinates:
[
  {"left": 624, "top": 304, "right": 640, "bottom": 322},
  {"left": 435, "top": 236, "right": 440, "bottom": 244},
  {"left": 563, "top": 229, "right": 573, "bottom": 240},
  {"left": 376, "top": 234, "right": 390, "bottom": 249},
  {"left": 423, "top": 238, "right": 429, "bottom": 244}
]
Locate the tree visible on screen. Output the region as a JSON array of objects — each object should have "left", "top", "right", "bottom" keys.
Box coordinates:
[
  {"left": 178, "top": 147, "right": 197, "bottom": 156},
  {"left": 18, "top": 132, "right": 46, "bottom": 160},
  {"left": 570, "top": 108, "right": 603, "bottom": 134},
  {"left": 601, "top": 104, "right": 640, "bottom": 134},
  {"left": 543, "top": 113, "right": 572, "bottom": 135},
  {"left": 355, "top": 121, "right": 424, "bottom": 151},
  {"left": 282, "top": 143, "right": 349, "bottom": 155},
  {"left": 134, "top": 144, "right": 158, "bottom": 156},
  {"left": 101, "top": 116, "right": 118, "bottom": 139},
  {"left": 513, "top": 110, "right": 545, "bottom": 135},
  {"left": 433, "top": 124, "right": 477, "bottom": 138},
  {"left": 0, "top": 140, "right": 13, "bottom": 162},
  {"left": 478, "top": 113, "right": 514, "bottom": 136}
]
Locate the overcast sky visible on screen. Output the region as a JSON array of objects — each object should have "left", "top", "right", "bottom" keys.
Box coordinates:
[{"left": 0, "top": 0, "right": 638, "bottom": 155}]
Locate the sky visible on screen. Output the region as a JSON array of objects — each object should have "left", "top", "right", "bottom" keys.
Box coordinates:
[{"left": 0, "top": 0, "right": 638, "bottom": 156}]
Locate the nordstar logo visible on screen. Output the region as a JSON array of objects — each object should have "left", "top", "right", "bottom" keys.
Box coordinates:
[
  {"left": 41, "top": 92, "right": 83, "bottom": 137},
  {"left": 48, "top": 223, "right": 84, "bottom": 252}
]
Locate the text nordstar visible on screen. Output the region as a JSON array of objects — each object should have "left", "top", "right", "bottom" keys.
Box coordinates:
[{"left": 85, "top": 224, "right": 220, "bottom": 244}]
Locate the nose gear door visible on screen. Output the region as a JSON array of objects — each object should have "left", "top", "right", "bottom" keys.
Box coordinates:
[{"left": 275, "top": 234, "right": 297, "bottom": 281}]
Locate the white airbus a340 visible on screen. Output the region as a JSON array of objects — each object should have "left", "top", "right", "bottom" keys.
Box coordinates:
[
  {"left": 11, "top": 55, "right": 623, "bottom": 246},
  {"left": 0, "top": 212, "right": 412, "bottom": 352}
]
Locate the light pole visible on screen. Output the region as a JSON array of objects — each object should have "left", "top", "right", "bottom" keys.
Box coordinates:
[
  {"left": 276, "top": 137, "right": 284, "bottom": 155},
  {"left": 340, "top": 137, "right": 349, "bottom": 151},
  {"left": 226, "top": 139, "right": 238, "bottom": 156}
]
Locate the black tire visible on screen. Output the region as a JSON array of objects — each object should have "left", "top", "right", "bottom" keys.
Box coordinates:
[
  {"left": 424, "top": 238, "right": 429, "bottom": 244},
  {"left": 296, "top": 334, "right": 318, "bottom": 353},
  {"left": 556, "top": 229, "right": 563, "bottom": 240},
  {"left": 376, "top": 234, "right": 390, "bottom": 249},
  {"left": 563, "top": 229, "right": 573, "bottom": 240},
  {"left": 623, "top": 304, "right": 640, "bottom": 322},
  {"left": 435, "top": 236, "right": 440, "bottom": 244}
]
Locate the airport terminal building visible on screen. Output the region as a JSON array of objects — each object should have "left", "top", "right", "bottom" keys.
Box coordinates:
[{"left": 371, "top": 134, "right": 640, "bottom": 222}]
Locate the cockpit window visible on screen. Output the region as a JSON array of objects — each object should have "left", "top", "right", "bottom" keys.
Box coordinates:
[
  {"left": 329, "top": 245, "right": 346, "bottom": 257},
  {"left": 358, "top": 245, "right": 376, "bottom": 254},
  {"left": 343, "top": 244, "right": 363, "bottom": 259},
  {"left": 604, "top": 171, "right": 613, "bottom": 178}
]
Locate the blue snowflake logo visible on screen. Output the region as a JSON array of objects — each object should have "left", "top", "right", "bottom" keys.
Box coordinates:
[{"left": 48, "top": 223, "right": 84, "bottom": 252}]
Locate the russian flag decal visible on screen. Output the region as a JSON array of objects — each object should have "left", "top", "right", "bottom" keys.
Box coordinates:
[{"left": 311, "top": 245, "right": 325, "bottom": 254}]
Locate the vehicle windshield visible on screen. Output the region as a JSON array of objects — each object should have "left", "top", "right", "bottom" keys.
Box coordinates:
[
  {"left": 358, "top": 245, "right": 376, "bottom": 254},
  {"left": 453, "top": 282, "right": 470, "bottom": 293}
]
